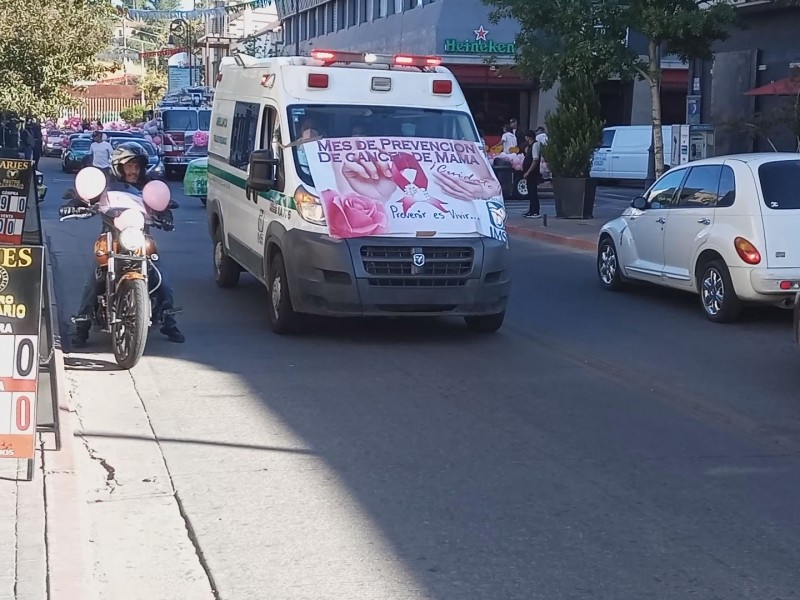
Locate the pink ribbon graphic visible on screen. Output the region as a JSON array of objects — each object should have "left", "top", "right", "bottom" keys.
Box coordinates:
[{"left": 390, "top": 153, "right": 448, "bottom": 214}]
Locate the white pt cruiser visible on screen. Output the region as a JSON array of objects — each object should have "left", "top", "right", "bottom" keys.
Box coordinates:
[{"left": 597, "top": 153, "right": 800, "bottom": 322}]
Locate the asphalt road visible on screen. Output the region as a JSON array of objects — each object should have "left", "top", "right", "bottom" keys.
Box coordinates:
[{"left": 39, "top": 158, "right": 800, "bottom": 600}]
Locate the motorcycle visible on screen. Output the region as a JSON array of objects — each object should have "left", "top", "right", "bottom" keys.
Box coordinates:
[{"left": 60, "top": 183, "right": 178, "bottom": 369}]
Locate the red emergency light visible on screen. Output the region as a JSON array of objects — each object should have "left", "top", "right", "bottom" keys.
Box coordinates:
[
  {"left": 311, "top": 49, "right": 366, "bottom": 64},
  {"left": 307, "top": 73, "right": 329, "bottom": 88},
  {"left": 394, "top": 54, "right": 442, "bottom": 68},
  {"left": 432, "top": 79, "right": 453, "bottom": 95}
]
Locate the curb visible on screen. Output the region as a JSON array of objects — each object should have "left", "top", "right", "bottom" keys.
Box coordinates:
[
  {"left": 42, "top": 239, "right": 95, "bottom": 600},
  {"left": 507, "top": 224, "right": 597, "bottom": 253}
]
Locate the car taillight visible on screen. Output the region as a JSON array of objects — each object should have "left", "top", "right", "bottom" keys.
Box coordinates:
[
  {"left": 780, "top": 281, "right": 800, "bottom": 290},
  {"left": 734, "top": 237, "right": 761, "bottom": 265}
]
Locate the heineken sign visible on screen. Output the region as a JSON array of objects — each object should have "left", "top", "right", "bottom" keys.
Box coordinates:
[{"left": 443, "top": 26, "right": 516, "bottom": 55}]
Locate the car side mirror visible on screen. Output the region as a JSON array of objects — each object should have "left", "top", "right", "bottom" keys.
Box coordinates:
[
  {"left": 247, "top": 149, "right": 279, "bottom": 194},
  {"left": 632, "top": 196, "right": 647, "bottom": 210}
]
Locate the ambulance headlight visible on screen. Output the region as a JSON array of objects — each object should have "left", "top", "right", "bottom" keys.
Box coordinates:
[
  {"left": 294, "top": 186, "right": 326, "bottom": 226},
  {"left": 118, "top": 227, "right": 146, "bottom": 252}
]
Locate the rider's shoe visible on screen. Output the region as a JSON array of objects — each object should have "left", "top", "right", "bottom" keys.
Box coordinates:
[
  {"left": 71, "top": 329, "right": 89, "bottom": 348},
  {"left": 160, "top": 325, "right": 185, "bottom": 343}
]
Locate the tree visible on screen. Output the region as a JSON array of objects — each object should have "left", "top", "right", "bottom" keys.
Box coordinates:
[
  {"left": 483, "top": 0, "right": 738, "bottom": 177},
  {"left": 139, "top": 70, "right": 167, "bottom": 107},
  {"left": 0, "top": 0, "right": 114, "bottom": 118},
  {"left": 542, "top": 76, "right": 604, "bottom": 179}
]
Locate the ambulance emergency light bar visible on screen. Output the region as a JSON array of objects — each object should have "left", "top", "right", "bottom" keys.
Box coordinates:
[{"left": 310, "top": 49, "right": 442, "bottom": 69}]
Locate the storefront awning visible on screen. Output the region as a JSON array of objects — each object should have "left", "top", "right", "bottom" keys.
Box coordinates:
[
  {"left": 745, "top": 77, "right": 800, "bottom": 96},
  {"left": 446, "top": 64, "right": 535, "bottom": 89}
]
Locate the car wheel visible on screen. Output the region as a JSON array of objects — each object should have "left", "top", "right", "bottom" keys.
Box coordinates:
[
  {"left": 464, "top": 311, "right": 505, "bottom": 333},
  {"left": 267, "top": 253, "right": 299, "bottom": 334},
  {"left": 597, "top": 236, "right": 625, "bottom": 291},
  {"left": 698, "top": 259, "right": 742, "bottom": 323},
  {"left": 213, "top": 228, "right": 240, "bottom": 288}
]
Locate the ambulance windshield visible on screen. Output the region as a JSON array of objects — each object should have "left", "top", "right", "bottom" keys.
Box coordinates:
[{"left": 287, "top": 104, "right": 479, "bottom": 186}]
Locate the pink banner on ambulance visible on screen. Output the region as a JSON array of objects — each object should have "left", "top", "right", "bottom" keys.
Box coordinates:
[{"left": 303, "top": 137, "right": 508, "bottom": 243}]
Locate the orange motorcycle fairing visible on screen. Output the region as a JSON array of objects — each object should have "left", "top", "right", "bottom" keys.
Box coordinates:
[
  {"left": 94, "top": 235, "right": 118, "bottom": 267},
  {"left": 145, "top": 234, "right": 158, "bottom": 257}
]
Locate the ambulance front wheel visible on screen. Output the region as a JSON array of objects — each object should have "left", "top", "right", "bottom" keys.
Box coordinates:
[{"left": 267, "top": 253, "right": 300, "bottom": 334}]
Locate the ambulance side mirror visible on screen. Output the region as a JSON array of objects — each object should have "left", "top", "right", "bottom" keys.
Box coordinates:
[{"left": 247, "top": 149, "right": 278, "bottom": 196}]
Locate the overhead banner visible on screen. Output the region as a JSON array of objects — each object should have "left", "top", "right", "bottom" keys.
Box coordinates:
[
  {"left": 0, "top": 159, "right": 35, "bottom": 246},
  {"left": 120, "top": 0, "right": 272, "bottom": 20},
  {"left": 303, "top": 136, "right": 508, "bottom": 244},
  {"left": 0, "top": 245, "right": 44, "bottom": 460}
]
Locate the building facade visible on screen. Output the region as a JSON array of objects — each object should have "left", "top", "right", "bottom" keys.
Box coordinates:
[
  {"left": 274, "top": 0, "right": 690, "bottom": 143},
  {"left": 701, "top": 1, "right": 800, "bottom": 155}
]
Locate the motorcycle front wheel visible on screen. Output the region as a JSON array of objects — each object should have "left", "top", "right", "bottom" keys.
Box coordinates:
[{"left": 112, "top": 278, "right": 149, "bottom": 370}]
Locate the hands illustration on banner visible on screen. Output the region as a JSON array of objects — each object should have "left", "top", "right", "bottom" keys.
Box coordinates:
[
  {"left": 338, "top": 156, "right": 398, "bottom": 201},
  {"left": 433, "top": 144, "right": 502, "bottom": 201}
]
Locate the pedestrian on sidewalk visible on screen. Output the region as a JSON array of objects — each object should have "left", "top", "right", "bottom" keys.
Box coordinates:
[{"left": 522, "top": 130, "right": 542, "bottom": 219}]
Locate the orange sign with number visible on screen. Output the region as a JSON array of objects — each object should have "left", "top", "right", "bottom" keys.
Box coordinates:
[{"left": 0, "top": 246, "right": 43, "bottom": 460}]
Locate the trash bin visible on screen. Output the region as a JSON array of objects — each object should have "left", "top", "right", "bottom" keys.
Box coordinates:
[{"left": 492, "top": 158, "right": 515, "bottom": 200}]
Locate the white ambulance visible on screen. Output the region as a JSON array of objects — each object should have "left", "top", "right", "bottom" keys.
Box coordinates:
[{"left": 207, "top": 50, "right": 511, "bottom": 334}]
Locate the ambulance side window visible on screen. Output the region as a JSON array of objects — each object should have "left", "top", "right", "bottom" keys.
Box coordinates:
[
  {"left": 228, "top": 101, "right": 259, "bottom": 171},
  {"left": 260, "top": 105, "right": 284, "bottom": 193}
]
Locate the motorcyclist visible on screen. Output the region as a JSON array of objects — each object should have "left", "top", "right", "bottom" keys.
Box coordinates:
[{"left": 60, "top": 142, "right": 185, "bottom": 346}]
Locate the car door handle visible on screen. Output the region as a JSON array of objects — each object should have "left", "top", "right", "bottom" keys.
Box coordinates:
[
  {"left": 697, "top": 218, "right": 711, "bottom": 225},
  {"left": 656, "top": 217, "right": 666, "bottom": 224}
]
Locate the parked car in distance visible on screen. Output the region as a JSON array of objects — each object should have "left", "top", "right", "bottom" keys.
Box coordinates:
[
  {"left": 590, "top": 125, "right": 673, "bottom": 183},
  {"left": 61, "top": 137, "right": 92, "bottom": 173},
  {"left": 109, "top": 138, "right": 165, "bottom": 180},
  {"left": 597, "top": 153, "right": 800, "bottom": 322},
  {"left": 44, "top": 130, "right": 66, "bottom": 157}
]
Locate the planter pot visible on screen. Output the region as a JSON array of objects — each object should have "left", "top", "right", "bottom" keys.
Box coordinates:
[{"left": 552, "top": 177, "right": 598, "bottom": 219}]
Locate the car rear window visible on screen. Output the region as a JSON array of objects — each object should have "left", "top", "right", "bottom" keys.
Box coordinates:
[
  {"left": 71, "top": 140, "right": 91, "bottom": 151},
  {"left": 759, "top": 160, "right": 800, "bottom": 209}
]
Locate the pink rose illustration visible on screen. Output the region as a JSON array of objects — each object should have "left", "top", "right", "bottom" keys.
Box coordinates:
[{"left": 321, "top": 190, "right": 389, "bottom": 239}]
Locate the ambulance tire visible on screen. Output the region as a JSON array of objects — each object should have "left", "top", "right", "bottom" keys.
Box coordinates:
[{"left": 267, "top": 253, "right": 300, "bottom": 334}]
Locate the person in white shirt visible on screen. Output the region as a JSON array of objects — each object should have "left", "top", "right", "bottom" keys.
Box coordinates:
[
  {"left": 501, "top": 125, "right": 517, "bottom": 153},
  {"left": 535, "top": 126, "right": 549, "bottom": 145},
  {"left": 88, "top": 131, "right": 113, "bottom": 175}
]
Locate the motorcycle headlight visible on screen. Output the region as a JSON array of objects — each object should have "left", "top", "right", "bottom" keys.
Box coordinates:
[{"left": 118, "top": 227, "right": 146, "bottom": 252}]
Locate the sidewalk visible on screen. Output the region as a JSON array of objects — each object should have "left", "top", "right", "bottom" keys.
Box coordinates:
[
  {"left": 0, "top": 240, "right": 94, "bottom": 600},
  {"left": 505, "top": 185, "right": 628, "bottom": 252}
]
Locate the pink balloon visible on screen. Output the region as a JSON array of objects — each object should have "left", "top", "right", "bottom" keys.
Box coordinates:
[
  {"left": 142, "top": 180, "right": 171, "bottom": 212},
  {"left": 152, "top": 135, "right": 162, "bottom": 146},
  {"left": 113, "top": 208, "right": 146, "bottom": 232},
  {"left": 75, "top": 167, "right": 107, "bottom": 201}
]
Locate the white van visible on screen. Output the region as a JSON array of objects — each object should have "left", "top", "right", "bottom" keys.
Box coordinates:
[
  {"left": 207, "top": 51, "right": 511, "bottom": 334},
  {"left": 590, "top": 125, "right": 673, "bottom": 182}
]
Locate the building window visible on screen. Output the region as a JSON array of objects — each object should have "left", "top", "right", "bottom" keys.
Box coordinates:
[
  {"left": 300, "top": 12, "right": 308, "bottom": 40},
  {"left": 309, "top": 7, "right": 317, "bottom": 37},
  {"left": 348, "top": 0, "right": 357, "bottom": 26},
  {"left": 336, "top": 0, "right": 345, "bottom": 29},
  {"left": 229, "top": 101, "right": 259, "bottom": 171},
  {"left": 360, "top": 0, "right": 368, "bottom": 23},
  {"left": 327, "top": 2, "right": 335, "bottom": 32}
]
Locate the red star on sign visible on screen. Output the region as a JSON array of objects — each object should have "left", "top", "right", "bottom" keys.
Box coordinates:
[{"left": 474, "top": 26, "right": 489, "bottom": 41}]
